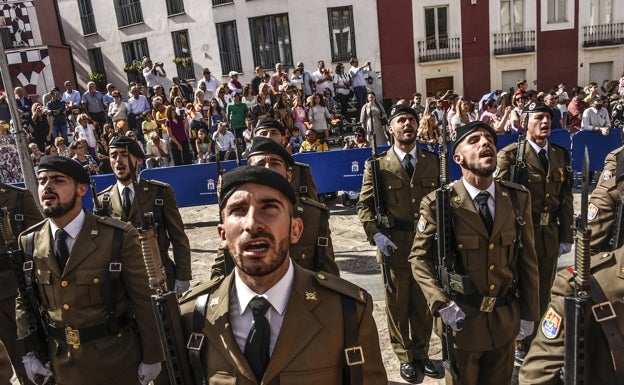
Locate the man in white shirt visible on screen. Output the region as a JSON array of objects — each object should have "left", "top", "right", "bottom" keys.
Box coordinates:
[
  {"left": 312, "top": 60, "right": 333, "bottom": 97},
  {"left": 142, "top": 57, "right": 166, "bottom": 97},
  {"left": 197, "top": 68, "right": 221, "bottom": 101},
  {"left": 212, "top": 121, "right": 236, "bottom": 161},
  {"left": 581, "top": 96, "right": 611, "bottom": 135},
  {"left": 62, "top": 80, "right": 82, "bottom": 113},
  {"left": 127, "top": 85, "right": 152, "bottom": 140},
  {"left": 144, "top": 132, "right": 170, "bottom": 168},
  {"left": 348, "top": 57, "right": 372, "bottom": 117}
]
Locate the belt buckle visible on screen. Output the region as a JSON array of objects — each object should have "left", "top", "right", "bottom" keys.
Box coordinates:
[
  {"left": 344, "top": 346, "right": 365, "bottom": 366},
  {"left": 592, "top": 301, "right": 616, "bottom": 322},
  {"left": 186, "top": 332, "right": 205, "bottom": 351},
  {"left": 479, "top": 296, "right": 496, "bottom": 313},
  {"left": 65, "top": 326, "right": 80, "bottom": 347}
]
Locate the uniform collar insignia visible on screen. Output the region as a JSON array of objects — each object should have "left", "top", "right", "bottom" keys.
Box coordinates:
[
  {"left": 305, "top": 291, "right": 317, "bottom": 301},
  {"left": 210, "top": 297, "right": 219, "bottom": 307}
]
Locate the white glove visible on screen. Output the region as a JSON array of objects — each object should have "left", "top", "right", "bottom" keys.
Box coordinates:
[
  {"left": 516, "top": 320, "right": 535, "bottom": 340},
  {"left": 438, "top": 301, "right": 466, "bottom": 332},
  {"left": 22, "top": 352, "right": 52, "bottom": 385},
  {"left": 558, "top": 242, "right": 572, "bottom": 256},
  {"left": 138, "top": 362, "right": 161, "bottom": 385},
  {"left": 372, "top": 232, "right": 398, "bottom": 256},
  {"left": 174, "top": 279, "right": 190, "bottom": 294}
]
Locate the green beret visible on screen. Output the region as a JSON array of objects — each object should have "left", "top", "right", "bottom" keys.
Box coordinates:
[
  {"left": 220, "top": 166, "right": 296, "bottom": 209},
  {"left": 452, "top": 120, "right": 498, "bottom": 153},
  {"left": 37, "top": 155, "right": 91, "bottom": 184},
  {"left": 248, "top": 137, "right": 295, "bottom": 168},
  {"left": 254, "top": 117, "right": 285, "bottom": 135},
  {"left": 109, "top": 135, "right": 146, "bottom": 159},
  {"left": 387, "top": 104, "right": 419, "bottom": 123}
]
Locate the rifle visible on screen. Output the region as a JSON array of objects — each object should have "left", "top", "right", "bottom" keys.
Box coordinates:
[
  {"left": 370, "top": 132, "right": 395, "bottom": 294},
  {"left": 433, "top": 111, "right": 465, "bottom": 380},
  {"left": 609, "top": 198, "right": 624, "bottom": 251},
  {"left": 563, "top": 147, "right": 592, "bottom": 385},
  {"left": 125, "top": 151, "right": 193, "bottom": 385},
  {"left": 0, "top": 208, "right": 55, "bottom": 385},
  {"left": 90, "top": 177, "right": 110, "bottom": 217},
  {"left": 509, "top": 113, "right": 530, "bottom": 184}
]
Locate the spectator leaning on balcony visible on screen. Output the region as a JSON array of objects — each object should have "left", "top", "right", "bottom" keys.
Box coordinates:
[{"left": 582, "top": 96, "right": 611, "bottom": 136}]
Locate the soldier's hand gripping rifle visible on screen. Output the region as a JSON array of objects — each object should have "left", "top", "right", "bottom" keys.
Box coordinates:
[
  {"left": 433, "top": 112, "right": 464, "bottom": 380},
  {"left": 563, "top": 148, "right": 592, "bottom": 385},
  {"left": 125, "top": 151, "right": 193, "bottom": 385},
  {"left": 370, "top": 132, "right": 396, "bottom": 294},
  {"left": 0, "top": 208, "right": 55, "bottom": 385},
  {"left": 509, "top": 113, "right": 530, "bottom": 184}
]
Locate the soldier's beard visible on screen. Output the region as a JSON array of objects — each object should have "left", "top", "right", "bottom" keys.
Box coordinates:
[
  {"left": 463, "top": 161, "right": 496, "bottom": 178},
  {"left": 43, "top": 194, "right": 78, "bottom": 218},
  {"left": 233, "top": 231, "right": 291, "bottom": 277}
]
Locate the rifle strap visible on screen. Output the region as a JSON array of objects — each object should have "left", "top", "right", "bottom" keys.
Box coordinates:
[
  {"left": 14, "top": 190, "right": 24, "bottom": 236},
  {"left": 24, "top": 232, "right": 35, "bottom": 295},
  {"left": 299, "top": 166, "right": 308, "bottom": 196},
  {"left": 589, "top": 275, "right": 624, "bottom": 381},
  {"left": 507, "top": 187, "right": 524, "bottom": 258},
  {"left": 314, "top": 208, "right": 329, "bottom": 272},
  {"left": 153, "top": 185, "right": 164, "bottom": 228},
  {"left": 106, "top": 228, "right": 124, "bottom": 333},
  {"left": 189, "top": 293, "right": 209, "bottom": 385},
  {"left": 341, "top": 295, "right": 363, "bottom": 385}
]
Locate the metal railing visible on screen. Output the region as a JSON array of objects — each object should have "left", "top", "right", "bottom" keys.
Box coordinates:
[
  {"left": 115, "top": 1, "right": 144, "bottom": 28},
  {"left": 493, "top": 30, "right": 535, "bottom": 55},
  {"left": 417, "top": 37, "right": 460, "bottom": 63},
  {"left": 583, "top": 22, "right": 624, "bottom": 47},
  {"left": 80, "top": 12, "right": 97, "bottom": 35},
  {"left": 212, "top": 0, "right": 233, "bottom": 6},
  {"left": 166, "top": 0, "right": 185, "bottom": 16},
  {"left": 0, "top": 28, "right": 10, "bottom": 49}
]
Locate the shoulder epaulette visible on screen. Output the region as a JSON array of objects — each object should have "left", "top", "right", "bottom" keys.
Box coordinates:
[
  {"left": 314, "top": 272, "right": 367, "bottom": 304},
  {"left": 96, "top": 216, "right": 133, "bottom": 231},
  {"left": 420, "top": 148, "right": 438, "bottom": 157},
  {"left": 0, "top": 184, "right": 27, "bottom": 193},
  {"left": 590, "top": 251, "right": 615, "bottom": 272},
  {"left": 22, "top": 218, "right": 47, "bottom": 234},
  {"left": 179, "top": 276, "right": 224, "bottom": 305},
  {"left": 147, "top": 179, "right": 170, "bottom": 188},
  {"left": 500, "top": 142, "right": 519, "bottom": 153},
  {"left": 298, "top": 196, "right": 329, "bottom": 211},
  {"left": 97, "top": 185, "right": 113, "bottom": 196},
  {"left": 499, "top": 179, "right": 528, "bottom": 192},
  {"left": 549, "top": 142, "right": 568, "bottom": 152},
  {"left": 294, "top": 161, "right": 311, "bottom": 169}
]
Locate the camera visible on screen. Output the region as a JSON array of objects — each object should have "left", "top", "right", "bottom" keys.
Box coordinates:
[{"left": 155, "top": 62, "right": 163, "bottom": 67}]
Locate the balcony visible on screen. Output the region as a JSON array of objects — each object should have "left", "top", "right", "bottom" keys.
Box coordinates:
[
  {"left": 583, "top": 22, "right": 624, "bottom": 48},
  {"left": 166, "top": 0, "right": 185, "bottom": 16},
  {"left": 0, "top": 28, "right": 10, "bottom": 49},
  {"left": 417, "top": 37, "right": 460, "bottom": 63},
  {"left": 114, "top": 1, "right": 143, "bottom": 28},
  {"left": 493, "top": 30, "right": 535, "bottom": 55},
  {"left": 212, "top": 0, "right": 233, "bottom": 6},
  {"left": 80, "top": 12, "right": 97, "bottom": 35}
]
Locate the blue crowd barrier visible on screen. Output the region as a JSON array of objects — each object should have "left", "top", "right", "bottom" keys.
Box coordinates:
[{"left": 571, "top": 128, "right": 622, "bottom": 173}]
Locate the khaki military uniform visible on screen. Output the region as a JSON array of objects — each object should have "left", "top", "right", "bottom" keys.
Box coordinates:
[
  {"left": 16, "top": 211, "right": 164, "bottom": 385},
  {"left": 179, "top": 263, "right": 387, "bottom": 385},
  {"left": 0, "top": 184, "right": 41, "bottom": 385},
  {"left": 588, "top": 145, "right": 624, "bottom": 254},
  {"left": 519, "top": 250, "right": 624, "bottom": 384},
  {"left": 410, "top": 179, "right": 540, "bottom": 385},
  {"left": 291, "top": 162, "right": 318, "bottom": 201},
  {"left": 210, "top": 196, "right": 339, "bottom": 278},
  {"left": 356, "top": 147, "right": 439, "bottom": 363},
  {"left": 497, "top": 141, "right": 573, "bottom": 315},
  {"left": 98, "top": 178, "right": 192, "bottom": 288}
]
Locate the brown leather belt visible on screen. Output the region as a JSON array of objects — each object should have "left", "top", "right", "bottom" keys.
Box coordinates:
[
  {"left": 456, "top": 291, "right": 516, "bottom": 312},
  {"left": 47, "top": 316, "right": 128, "bottom": 347}
]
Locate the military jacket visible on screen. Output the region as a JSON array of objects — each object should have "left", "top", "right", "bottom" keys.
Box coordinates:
[{"left": 291, "top": 162, "right": 319, "bottom": 201}]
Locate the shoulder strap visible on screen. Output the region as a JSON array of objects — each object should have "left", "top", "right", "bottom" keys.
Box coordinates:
[
  {"left": 589, "top": 275, "right": 624, "bottom": 381},
  {"left": 188, "top": 293, "right": 210, "bottom": 385},
  {"left": 106, "top": 228, "right": 124, "bottom": 333},
  {"left": 153, "top": 185, "right": 165, "bottom": 226},
  {"left": 314, "top": 209, "right": 329, "bottom": 272},
  {"left": 507, "top": 188, "right": 525, "bottom": 284},
  {"left": 341, "top": 295, "right": 363, "bottom": 385},
  {"left": 299, "top": 167, "right": 308, "bottom": 196},
  {"left": 14, "top": 190, "right": 24, "bottom": 236}
]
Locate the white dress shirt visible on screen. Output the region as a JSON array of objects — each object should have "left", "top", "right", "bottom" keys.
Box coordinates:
[
  {"left": 50, "top": 209, "right": 86, "bottom": 255},
  {"left": 462, "top": 178, "right": 496, "bottom": 219}
]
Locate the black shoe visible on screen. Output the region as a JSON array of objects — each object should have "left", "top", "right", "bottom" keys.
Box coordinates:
[
  {"left": 418, "top": 358, "right": 440, "bottom": 378},
  {"left": 515, "top": 348, "right": 528, "bottom": 365},
  {"left": 400, "top": 362, "right": 421, "bottom": 383}
]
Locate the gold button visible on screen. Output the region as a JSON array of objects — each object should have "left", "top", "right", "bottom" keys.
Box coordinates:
[
  {"left": 93, "top": 278, "right": 99, "bottom": 284},
  {"left": 414, "top": 213, "right": 418, "bottom": 218},
  {"left": 489, "top": 243, "right": 494, "bottom": 250},
  {"left": 489, "top": 264, "right": 495, "bottom": 271},
  {"left": 458, "top": 244, "right": 463, "bottom": 249},
  {"left": 72, "top": 343, "right": 80, "bottom": 350},
  {"left": 317, "top": 273, "right": 326, "bottom": 280},
  {"left": 117, "top": 333, "right": 123, "bottom": 338},
  {"left": 410, "top": 183, "right": 414, "bottom": 188},
  {"left": 411, "top": 198, "right": 416, "bottom": 203},
  {"left": 544, "top": 207, "right": 549, "bottom": 211},
  {"left": 545, "top": 193, "right": 550, "bottom": 197},
  {"left": 63, "top": 304, "right": 70, "bottom": 310},
  {"left": 489, "top": 284, "right": 496, "bottom": 290},
  {"left": 603, "top": 253, "right": 610, "bottom": 259},
  {"left": 388, "top": 186, "right": 392, "bottom": 190},
  {"left": 61, "top": 281, "right": 68, "bottom": 287},
  {"left": 301, "top": 253, "right": 306, "bottom": 260}
]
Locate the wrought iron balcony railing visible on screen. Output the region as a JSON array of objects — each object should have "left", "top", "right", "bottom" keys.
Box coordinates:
[
  {"left": 493, "top": 30, "right": 535, "bottom": 55},
  {"left": 583, "top": 22, "right": 624, "bottom": 47},
  {"left": 417, "top": 37, "right": 460, "bottom": 63},
  {"left": 115, "top": 1, "right": 144, "bottom": 28},
  {"left": 212, "top": 0, "right": 233, "bottom": 6}
]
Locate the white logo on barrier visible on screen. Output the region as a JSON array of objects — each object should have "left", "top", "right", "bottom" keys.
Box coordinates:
[
  {"left": 351, "top": 161, "right": 359, "bottom": 173},
  {"left": 207, "top": 179, "right": 215, "bottom": 191}
]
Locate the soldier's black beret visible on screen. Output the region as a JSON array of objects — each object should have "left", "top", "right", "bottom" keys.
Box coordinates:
[
  {"left": 248, "top": 137, "right": 295, "bottom": 168},
  {"left": 220, "top": 166, "right": 296, "bottom": 209},
  {"left": 254, "top": 117, "right": 285, "bottom": 135},
  {"left": 37, "top": 155, "right": 91, "bottom": 184},
  {"left": 387, "top": 104, "right": 419, "bottom": 123},
  {"left": 109, "top": 135, "right": 146, "bottom": 159},
  {"left": 524, "top": 101, "right": 553, "bottom": 116},
  {"left": 452, "top": 120, "right": 498, "bottom": 153}
]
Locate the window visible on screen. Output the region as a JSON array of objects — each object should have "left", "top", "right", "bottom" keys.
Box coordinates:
[
  {"left": 547, "top": 0, "right": 567, "bottom": 23},
  {"left": 590, "top": 0, "right": 612, "bottom": 25},
  {"left": 501, "top": 0, "right": 523, "bottom": 33},
  {"left": 212, "top": 0, "right": 233, "bottom": 5},
  {"left": 166, "top": 0, "right": 185, "bottom": 16},
  {"left": 249, "top": 14, "right": 292, "bottom": 69},
  {"left": 0, "top": 18, "right": 10, "bottom": 49},
  {"left": 424, "top": 6, "right": 449, "bottom": 50},
  {"left": 327, "top": 6, "right": 356, "bottom": 62},
  {"left": 77, "top": 0, "right": 97, "bottom": 35},
  {"left": 87, "top": 48, "right": 107, "bottom": 88},
  {"left": 172, "top": 30, "right": 195, "bottom": 80},
  {"left": 121, "top": 38, "right": 149, "bottom": 83},
  {"left": 216, "top": 21, "right": 242, "bottom": 74},
  {"left": 114, "top": 0, "right": 144, "bottom": 28}
]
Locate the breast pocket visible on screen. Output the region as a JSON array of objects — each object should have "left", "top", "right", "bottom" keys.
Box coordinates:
[
  {"left": 420, "top": 178, "right": 438, "bottom": 194},
  {"left": 499, "top": 229, "right": 517, "bottom": 267},
  {"left": 35, "top": 269, "right": 56, "bottom": 310},
  {"left": 383, "top": 179, "right": 403, "bottom": 206},
  {"left": 75, "top": 269, "right": 108, "bottom": 307},
  {"left": 456, "top": 236, "right": 482, "bottom": 272}
]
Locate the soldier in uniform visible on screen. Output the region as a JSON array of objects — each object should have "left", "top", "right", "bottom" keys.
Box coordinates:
[
  {"left": 16, "top": 156, "right": 163, "bottom": 385},
  {"left": 0, "top": 183, "right": 41, "bottom": 385},
  {"left": 519, "top": 176, "right": 624, "bottom": 383},
  {"left": 410, "top": 121, "right": 540, "bottom": 385},
  {"left": 179, "top": 166, "right": 387, "bottom": 384},
  {"left": 357, "top": 104, "right": 440, "bottom": 382},
  {"left": 496, "top": 101, "right": 574, "bottom": 362},
  {"left": 98, "top": 136, "right": 192, "bottom": 293},
  {"left": 587, "top": 145, "right": 624, "bottom": 254}
]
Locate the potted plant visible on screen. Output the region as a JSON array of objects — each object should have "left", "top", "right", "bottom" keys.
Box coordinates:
[
  {"left": 122, "top": 61, "right": 143, "bottom": 73},
  {"left": 172, "top": 56, "right": 193, "bottom": 67}
]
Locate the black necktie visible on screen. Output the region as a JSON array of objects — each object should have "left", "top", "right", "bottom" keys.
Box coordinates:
[
  {"left": 55, "top": 229, "right": 70, "bottom": 270},
  {"left": 122, "top": 187, "right": 132, "bottom": 217},
  {"left": 404, "top": 153, "right": 414, "bottom": 177},
  {"left": 475, "top": 192, "right": 494, "bottom": 235},
  {"left": 538, "top": 149, "right": 549, "bottom": 172},
  {"left": 244, "top": 296, "right": 271, "bottom": 381}
]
